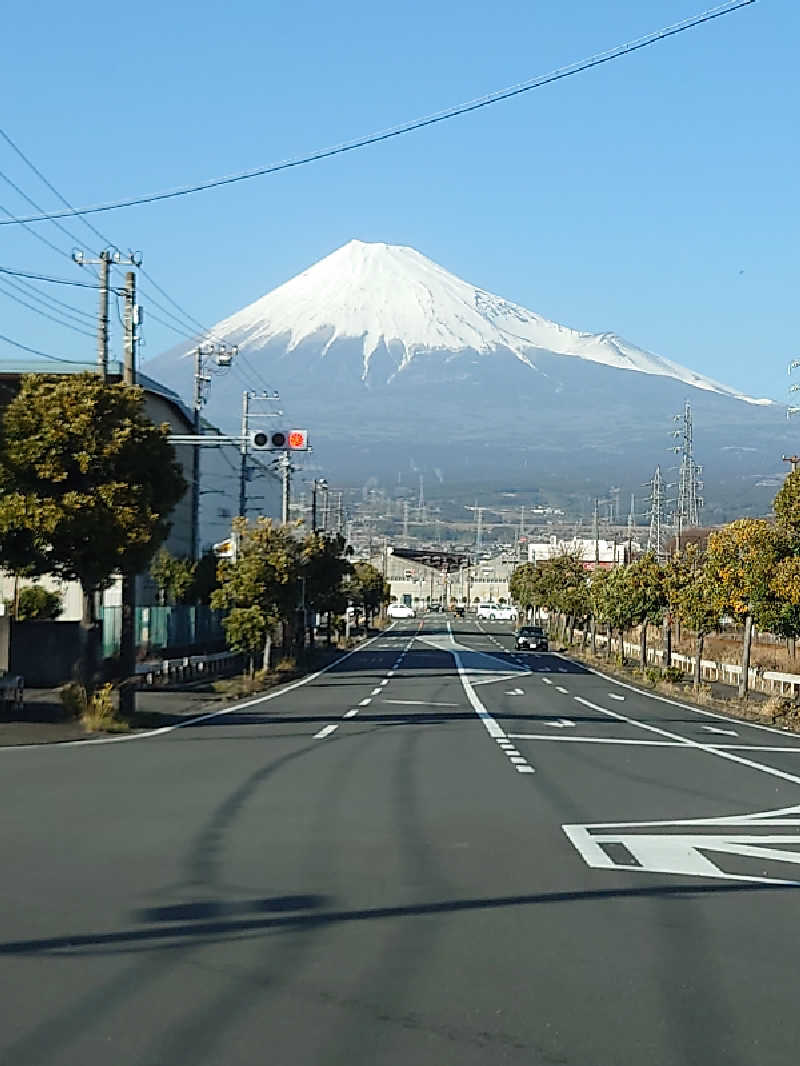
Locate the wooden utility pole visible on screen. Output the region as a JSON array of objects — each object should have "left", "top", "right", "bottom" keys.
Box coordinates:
[
  {"left": 239, "top": 390, "right": 250, "bottom": 519},
  {"left": 782, "top": 455, "right": 800, "bottom": 474},
  {"left": 97, "top": 250, "right": 111, "bottom": 381}
]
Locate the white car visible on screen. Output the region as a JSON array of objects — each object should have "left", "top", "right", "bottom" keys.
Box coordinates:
[
  {"left": 477, "top": 603, "right": 516, "bottom": 621},
  {"left": 387, "top": 603, "right": 415, "bottom": 619}
]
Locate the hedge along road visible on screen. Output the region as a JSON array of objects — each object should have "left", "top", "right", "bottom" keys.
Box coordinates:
[{"left": 1, "top": 613, "right": 800, "bottom": 1066}]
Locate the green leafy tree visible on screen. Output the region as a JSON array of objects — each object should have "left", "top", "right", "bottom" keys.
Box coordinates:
[
  {"left": 0, "top": 373, "right": 186, "bottom": 682},
  {"left": 774, "top": 469, "right": 800, "bottom": 545},
  {"left": 150, "top": 548, "right": 195, "bottom": 605},
  {"left": 301, "top": 532, "right": 351, "bottom": 646},
  {"left": 624, "top": 552, "right": 667, "bottom": 667},
  {"left": 349, "top": 561, "right": 389, "bottom": 622},
  {"left": 664, "top": 544, "right": 719, "bottom": 689},
  {"left": 211, "top": 517, "right": 303, "bottom": 668},
  {"left": 11, "top": 585, "right": 63, "bottom": 621}
]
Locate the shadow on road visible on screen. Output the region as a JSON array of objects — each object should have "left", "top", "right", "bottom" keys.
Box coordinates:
[{"left": 2, "top": 880, "right": 796, "bottom": 958}]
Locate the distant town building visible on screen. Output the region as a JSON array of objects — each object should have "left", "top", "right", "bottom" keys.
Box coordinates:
[{"left": 527, "top": 535, "right": 627, "bottom": 570}]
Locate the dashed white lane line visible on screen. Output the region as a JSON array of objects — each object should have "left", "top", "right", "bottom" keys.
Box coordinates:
[
  {"left": 387, "top": 670, "right": 396, "bottom": 677},
  {"left": 371, "top": 688, "right": 382, "bottom": 696},
  {"left": 380, "top": 679, "right": 389, "bottom": 687},
  {"left": 556, "top": 686, "right": 569, "bottom": 694},
  {"left": 344, "top": 709, "right": 359, "bottom": 718},
  {"left": 542, "top": 678, "right": 553, "bottom": 685},
  {"left": 608, "top": 693, "right": 625, "bottom": 701},
  {"left": 314, "top": 724, "right": 339, "bottom": 740},
  {"left": 509, "top": 756, "right": 528, "bottom": 765},
  {"left": 516, "top": 765, "right": 536, "bottom": 774},
  {"left": 359, "top": 697, "right": 372, "bottom": 707}
]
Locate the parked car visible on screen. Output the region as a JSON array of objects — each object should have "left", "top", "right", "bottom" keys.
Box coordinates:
[
  {"left": 515, "top": 625, "right": 549, "bottom": 651},
  {"left": 476, "top": 603, "right": 517, "bottom": 621},
  {"left": 387, "top": 603, "right": 415, "bottom": 619}
]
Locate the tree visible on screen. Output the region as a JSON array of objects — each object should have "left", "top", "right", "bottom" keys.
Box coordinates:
[
  {"left": 349, "top": 561, "right": 389, "bottom": 622},
  {"left": 150, "top": 548, "right": 195, "bottom": 605},
  {"left": 774, "top": 469, "right": 800, "bottom": 545},
  {"left": 301, "top": 533, "right": 351, "bottom": 647},
  {"left": 510, "top": 562, "right": 545, "bottom": 619},
  {"left": 211, "top": 517, "right": 303, "bottom": 668},
  {"left": 624, "top": 553, "right": 667, "bottom": 667},
  {"left": 0, "top": 374, "right": 186, "bottom": 683},
  {"left": 664, "top": 544, "right": 719, "bottom": 689},
  {"left": 10, "top": 585, "right": 63, "bottom": 621},
  {"left": 705, "top": 519, "right": 791, "bottom": 697}
]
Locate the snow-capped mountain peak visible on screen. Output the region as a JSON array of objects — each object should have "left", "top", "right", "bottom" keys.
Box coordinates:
[{"left": 201, "top": 239, "right": 768, "bottom": 405}]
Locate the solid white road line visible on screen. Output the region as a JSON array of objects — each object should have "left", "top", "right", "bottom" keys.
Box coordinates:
[
  {"left": 572, "top": 695, "right": 800, "bottom": 788},
  {"left": 447, "top": 622, "right": 506, "bottom": 741},
  {"left": 382, "top": 699, "right": 459, "bottom": 707},
  {"left": 0, "top": 625, "right": 398, "bottom": 755},
  {"left": 314, "top": 724, "right": 339, "bottom": 740}
]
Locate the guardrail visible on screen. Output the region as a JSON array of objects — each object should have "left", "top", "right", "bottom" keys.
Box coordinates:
[
  {"left": 135, "top": 650, "right": 243, "bottom": 688},
  {"left": 577, "top": 630, "right": 800, "bottom": 697}
]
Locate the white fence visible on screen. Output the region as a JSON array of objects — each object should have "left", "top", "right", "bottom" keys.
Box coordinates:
[{"left": 577, "top": 630, "right": 800, "bottom": 698}]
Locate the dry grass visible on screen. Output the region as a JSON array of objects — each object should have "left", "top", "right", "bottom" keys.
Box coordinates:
[{"left": 60, "top": 683, "right": 130, "bottom": 733}]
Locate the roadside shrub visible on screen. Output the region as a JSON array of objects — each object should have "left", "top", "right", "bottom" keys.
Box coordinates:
[
  {"left": 60, "top": 682, "right": 86, "bottom": 719},
  {"left": 663, "top": 666, "right": 684, "bottom": 685},
  {"left": 62, "top": 683, "right": 127, "bottom": 733},
  {"left": 645, "top": 666, "right": 662, "bottom": 687}
]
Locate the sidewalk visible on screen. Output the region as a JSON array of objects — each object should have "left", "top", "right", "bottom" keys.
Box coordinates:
[{"left": 0, "top": 686, "right": 226, "bottom": 747}]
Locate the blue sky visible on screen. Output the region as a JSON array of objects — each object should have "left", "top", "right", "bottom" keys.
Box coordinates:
[{"left": 1, "top": 0, "right": 797, "bottom": 402}]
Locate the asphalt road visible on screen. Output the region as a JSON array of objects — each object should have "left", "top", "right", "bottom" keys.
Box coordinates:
[{"left": 2, "top": 615, "right": 800, "bottom": 1065}]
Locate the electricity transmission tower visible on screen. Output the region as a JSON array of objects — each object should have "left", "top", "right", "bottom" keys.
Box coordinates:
[
  {"left": 671, "top": 401, "right": 703, "bottom": 550},
  {"left": 647, "top": 466, "right": 667, "bottom": 559}
]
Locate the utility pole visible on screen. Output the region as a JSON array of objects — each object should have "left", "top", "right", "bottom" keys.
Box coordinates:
[
  {"left": 321, "top": 482, "right": 330, "bottom": 531},
  {"left": 119, "top": 268, "right": 140, "bottom": 717},
  {"left": 335, "top": 491, "right": 344, "bottom": 533},
  {"left": 280, "top": 452, "right": 291, "bottom": 524},
  {"left": 402, "top": 500, "right": 409, "bottom": 539},
  {"left": 782, "top": 455, "right": 800, "bottom": 474},
  {"left": 239, "top": 391, "right": 249, "bottom": 518},
  {"left": 191, "top": 343, "right": 236, "bottom": 558},
  {"left": 593, "top": 498, "right": 600, "bottom": 565},
  {"left": 627, "top": 493, "right": 635, "bottom": 565},
  {"left": 97, "top": 250, "right": 111, "bottom": 381},
  {"left": 418, "top": 474, "right": 425, "bottom": 522}
]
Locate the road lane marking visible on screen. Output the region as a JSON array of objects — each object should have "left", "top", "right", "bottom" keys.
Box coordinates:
[
  {"left": 556, "top": 686, "right": 569, "bottom": 694},
  {"left": 314, "top": 724, "right": 339, "bottom": 739},
  {"left": 387, "top": 670, "right": 396, "bottom": 676},
  {"left": 701, "top": 725, "right": 738, "bottom": 737},
  {"left": 509, "top": 756, "right": 528, "bottom": 764},
  {"left": 572, "top": 695, "right": 800, "bottom": 787},
  {"left": 447, "top": 622, "right": 506, "bottom": 740},
  {"left": 383, "top": 699, "right": 459, "bottom": 707},
  {"left": 608, "top": 693, "right": 625, "bottom": 701},
  {"left": 371, "top": 688, "right": 382, "bottom": 695},
  {"left": 558, "top": 653, "right": 799, "bottom": 742},
  {"left": 359, "top": 698, "right": 372, "bottom": 707},
  {"left": 380, "top": 679, "right": 389, "bottom": 686},
  {"left": 516, "top": 766, "right": 536, "bottom": 774},
  {"left": 542, "top": 678, "right": 553, "bottom": 685},
  {"left": 505, "top": 688, "right": 524, "bottom": 696},
  {"left": 546, "top": 719, "right": 576, "bottom": 729},
  {"left": 344, "top": 710, "right": 359, "bottom": 718},
  {"left": 0, "top": 625, "right": 399, "bottom": 753}
]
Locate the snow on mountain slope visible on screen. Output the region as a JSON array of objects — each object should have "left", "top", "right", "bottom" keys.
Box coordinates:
[{"left": 199, "top": 239, "right": 768, "bottom": 405}]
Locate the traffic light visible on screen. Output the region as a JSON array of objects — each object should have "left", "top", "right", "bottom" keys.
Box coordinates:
[{"left": 250, "top": 429, "right": 310, "bottom": 451}]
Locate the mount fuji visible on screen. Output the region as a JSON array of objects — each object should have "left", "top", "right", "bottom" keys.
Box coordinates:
[{"left": 146, "top": 240, "right": 788, "bottom": 516}]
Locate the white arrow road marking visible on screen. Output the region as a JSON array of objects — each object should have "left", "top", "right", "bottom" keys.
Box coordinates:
[
  {"left": 608, "top": 693, "right": 625, "bottom": 701},
  {"left": 564, "top": 804, "right": 800, "bottom": 884},
  {"left": 505, "top": 688, "right": 524, "bottom": 696},
  {"left": 701, "top": 725, "right": 738, "bottom": 737},
  {"left": 546, "top": 719, "right": 576, "bottom": 729}
]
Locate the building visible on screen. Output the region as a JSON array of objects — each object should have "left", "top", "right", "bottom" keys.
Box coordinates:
[
  {"left": 370, "top": 547, "right": 513, "bottom": 607},
  {"left": 0, "top": 359, "right": 276, "bottom": 618},
  {"left": 527, "top": 535, "right": 627, "bottom": 570}
]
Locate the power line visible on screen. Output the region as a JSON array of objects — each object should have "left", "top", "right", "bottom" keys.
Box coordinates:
[
  {"left": 0, "top": 330, "right": 95, "bottom": 365},
  {"left": 0, "top": 265, "right": 102, "bottom": 289},
  {"left": 0, "top": 273, "right": 95, "bottom": 331},
  {"left": 0, "top": 197, "right": 74, "bottom": 261},
  {"left": 0, "top": 1, "right": 756, "bottom": 227},
  {"left": 0, "top": 270, "right": 94, "bottom": 322},
  {"left": 0, "top": 164, "right": 95, "bottom": 252},
  {"left": 0, "top": 279, "right": 95, "bottom": 337}
]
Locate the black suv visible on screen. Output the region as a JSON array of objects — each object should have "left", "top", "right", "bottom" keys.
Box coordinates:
[{"left": 515, "top": 625, "right": 548, "bottom": 651}]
